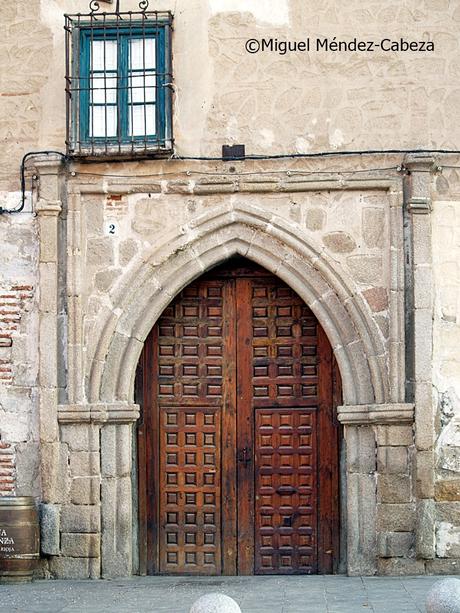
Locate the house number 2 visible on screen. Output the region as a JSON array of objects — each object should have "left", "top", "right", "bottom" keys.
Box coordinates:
[{"left": 105, "top": 221, "right": 118, "bottom": 236}]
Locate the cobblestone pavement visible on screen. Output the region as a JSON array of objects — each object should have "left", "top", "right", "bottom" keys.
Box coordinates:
[{"left": 0, "top": 575, "right": 448, "bottom": 613}]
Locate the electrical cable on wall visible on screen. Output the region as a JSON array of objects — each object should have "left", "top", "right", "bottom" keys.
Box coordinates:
[{"left": 1, "top": 147, "right": 459, "bottom": 215}]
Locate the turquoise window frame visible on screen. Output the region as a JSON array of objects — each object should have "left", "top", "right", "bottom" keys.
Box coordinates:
[{"left": 78, "top": 24, "right": 169, "bottom": 147}]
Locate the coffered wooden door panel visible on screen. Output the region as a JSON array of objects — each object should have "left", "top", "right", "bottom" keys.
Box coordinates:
[{"left": 137, "top": 258, "right": 340, "bottom": 576}]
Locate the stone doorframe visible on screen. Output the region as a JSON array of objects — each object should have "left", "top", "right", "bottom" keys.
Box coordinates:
[{"left": 34, "top": 153, "right": 436, "bottom": 577}]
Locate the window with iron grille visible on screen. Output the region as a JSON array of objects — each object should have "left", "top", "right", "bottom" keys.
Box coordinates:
[{"left": 65, "top": 2, "right": 173, "bottom": 158}]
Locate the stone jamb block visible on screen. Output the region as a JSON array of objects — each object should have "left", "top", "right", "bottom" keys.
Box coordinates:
[
  {"left": 377, "top": 446, "right": 409, "bottom": 475},
  {"left": 41, "top": 442, "right": 70, "bottom": 504},
  {"left": 71, "top": 476, "right": 100, "bottom": 505},
  {"left": 377, "top": 474, "right": 412, "bottom": 503},
  {"left": 345, "top": 425, "right": 376, "bottom": 474},
  {"left": 375, "top": 425, "right": 414, "bottom": 447},
  {"left": 416, "top": 450, "right": 435, "bottom": 499}
]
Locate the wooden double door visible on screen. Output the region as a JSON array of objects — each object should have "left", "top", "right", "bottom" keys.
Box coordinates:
[{"left": 137, "top": 259, "right": 340, "bottom": 576}]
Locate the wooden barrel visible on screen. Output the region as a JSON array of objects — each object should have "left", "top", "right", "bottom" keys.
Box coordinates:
[{"left": 0, "top": 497, "right": 39, "bottom": 583}]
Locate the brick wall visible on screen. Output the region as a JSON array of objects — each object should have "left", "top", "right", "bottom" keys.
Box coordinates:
[
  {"left": 0, "top": 284, "right": 34, "bottom": 383},
  {"left": 0, "top": 440, "right": 15, "bottom": 496}
]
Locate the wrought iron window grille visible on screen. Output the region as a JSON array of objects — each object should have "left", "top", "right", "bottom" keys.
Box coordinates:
[{"left": 65, "top": 0, "right": 173, "bottom": 159}]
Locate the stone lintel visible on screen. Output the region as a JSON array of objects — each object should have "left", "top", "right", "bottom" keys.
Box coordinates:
[
  {"left": 338, "top": 403, "right": 414, "bottom": 425},
  {"left": 58, "top": 403, "right": 140, "bottom": 425}
]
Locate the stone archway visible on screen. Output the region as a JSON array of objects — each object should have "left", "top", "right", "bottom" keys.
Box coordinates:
[
  {"left": 89, "top": 202, "right": 386, "bottom": 407},
  {"left": 78, "top": 201, "right": 412, "bottom": 577}
]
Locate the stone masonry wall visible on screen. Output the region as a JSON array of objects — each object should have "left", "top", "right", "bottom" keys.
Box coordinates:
[
  {"left": 0, "top": 0, "right": 459, "bottom": 578},
  {"left": 0, "top": 208, "right": 39, "bottom": 498}
]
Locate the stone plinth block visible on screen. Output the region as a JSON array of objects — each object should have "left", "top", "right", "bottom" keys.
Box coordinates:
[
  {"left": 39, "top": 503, "right": 60, "bottom": 555},
  {"left": 190, "top": 594, "right": 242, "bottom": 613},
  {"left": 426, "top": 578, "right": 460, "bottom": 613},
  {"left": 61, "top": 532, "right": 100, "bottom": 558}
]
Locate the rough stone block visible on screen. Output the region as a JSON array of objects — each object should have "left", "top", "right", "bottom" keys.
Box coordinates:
[
  {"left": 49, "top": 556, "right": 91, "bottom": 579},
  {"left": 436, "top": 502, "right": 460, "bottom": 525},
  {"left": 362, "top": 208, "right": 384, "bottom": 248},
  {"left": 70, "top": 451, "right": 100, "bottom": 477},
  {"left": 377, "top": 558, "right": 425, "bottom": 576},
  {"left": 61, "top": 505, "right": 100, "bottom": 533},
  {"left": 375, "top": 425, "right": 413, "bottom": 447},
  {"left": 377, "top": 531, "right": 414, "bottom": 558},
  {"left": 71, "top": 476, "right": 100, "bottom": 505},
  {"left": 346, "top": 254, "right": 383, "bottom": 285},
  {"left": 425, "top": 558, "right": 460, "bottom": 575},
  {"left": 60, "top": 424, "right": 99, "bottom": 452},
  {"left": 377, "top": 446, "right": 409, "bottom": 474},
  {"left": 345, "top": 426, "right": 376, "bottom": 474},
  {"left": 39, "top": 387, "right": 58, "bottom": 443},
  {"left": 435, "top": 479, "right": 460, "bottom": 502},
  {"left": 39, "top": 313, "right": 58, "bottom": 388},
  {"left": 416, "top": 450, "right": 435, "bottom": 499},
  {"left": 416, "top": 499, "right": 436, "bottom": 559},
  {"left": 39, "top": 215, "right": 59, "bottom": 263},
  {"left": 414, "top": 264, "right": 433, "bottom": 310},
  {"left": 415, "top": 382, "right": 436, "bottom": 450},
  {"left": 39, "top": 503, "right": 60, "bottom": 556},
  {"left": 305, "top": 207, "right": 325, "bottom": 231},
  {"left": 41, "top": 442, "right": 70, "bottom": 504},
  {"left": 15, "top": 442, "right": 40, "bottom": 497},
  {"left": 377, "top": 474, "right": 412, "bottom": 503},
  {"left": 411, "top": 214, "right": 432, "bottom": 265},
  {"left": 377, "top": 503, "right": 416, "bottom": 532},
  {"left": 61, "top": 533, "right": 100, "bottom": 558},
  {"left": 87, "top": 237, "right": 114, "bottom": 267}
]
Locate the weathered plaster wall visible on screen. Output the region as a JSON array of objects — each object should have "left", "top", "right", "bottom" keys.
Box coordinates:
[
  {"left": 432, "top": 166, "right": 460, "bottom": 564},
  {"left": 2, "top": 0, "right": 460, "bottom": 188},
  {"left": 0, "top": 202, "right": 39, "bottom": 497}
]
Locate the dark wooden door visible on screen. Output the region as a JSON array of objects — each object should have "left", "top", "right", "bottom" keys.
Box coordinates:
[{"left": 137, "top": 259, "right": 340, "bottom": 576}]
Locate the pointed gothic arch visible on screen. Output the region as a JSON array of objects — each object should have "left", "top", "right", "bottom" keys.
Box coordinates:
[{"left": 87, "top": 202, "right": 387, "bottom": 409}]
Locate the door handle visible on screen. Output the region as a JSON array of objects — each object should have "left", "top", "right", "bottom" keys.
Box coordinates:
[
  {"left": 276, "top": 486, "right": 297, "bottom": 495},
  {"left": 238, "top": 447, "right": 252, "bottom": 467}
]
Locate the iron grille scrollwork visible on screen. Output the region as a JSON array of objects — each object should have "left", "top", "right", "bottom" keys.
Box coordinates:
[{"left": 88, "top": 1, "right": 150, "bottom": 14}]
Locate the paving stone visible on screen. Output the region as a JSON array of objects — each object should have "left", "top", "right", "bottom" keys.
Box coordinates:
[{"left": 0, "top": 575, "right": 442, "bottom": 612}]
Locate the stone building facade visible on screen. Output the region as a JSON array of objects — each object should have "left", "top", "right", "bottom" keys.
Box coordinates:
[{"left": 0, "top": 0, "right": 459, "bottom": 578}]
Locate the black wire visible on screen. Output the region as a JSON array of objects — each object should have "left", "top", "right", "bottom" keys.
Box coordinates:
[
  {"left": 1, "top": 146, "right": 458, "bottom": 215},
  {"left": 172, "top": 148, "right": 460, "bottom": 162},
  {"left": 0, "top": 151, "right": 67, "bottom": 215}
]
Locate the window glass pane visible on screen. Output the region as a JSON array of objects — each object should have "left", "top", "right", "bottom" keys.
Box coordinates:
[
  {"left": 129, "top": 72, "right": 156, "bottom": 103},
  {"left": 91, "top": 39, "right": 117, "bottom": 71},
  {"left": 90, "top": 105, "right": 117, "bottom": 137},
  {"left": 130, "top": 38, "right": 156, "bottom": 70},
  {"left": 129, "top": 104, "right": 156, "bottom": 137},
  {"left": 91, "top": 74, "right": 117, "bottom": 104}
]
